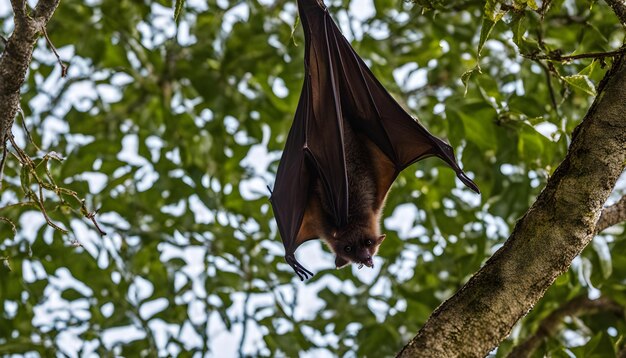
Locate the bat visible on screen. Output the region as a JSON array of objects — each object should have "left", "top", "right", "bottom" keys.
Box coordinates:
[{"left": 269, "top": 0, "right": 480, "bottom": 280}]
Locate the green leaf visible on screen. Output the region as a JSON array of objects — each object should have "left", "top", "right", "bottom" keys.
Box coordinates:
[
  {"left": 581, "top": 331, "right": 616, "bottom": 357},
  {"left": 484, "top": 0, "right": 504, "bottom": 20},
  {"left": 479, "top": 0, "right": 506, "bottom": 56},
  {"left": 562, "top": 74, "right": 597, "bottom": 96},
  {"left": 526, "top": 0, "right": 539, "bottom": 10},
  {"left": 450, "top": 101, "right": 499, "bottom": 152},
  {"left": 518, "top": 128, "right": 545, "bottom": 160},
  {"left": 510, "top": 13, "right": 528, "bottom": 48},
  {"left": 461, "top": 66, "right": 480, "bottom": 95},
  {"left": 579, "top": 59, "right": 599, "bottom": 77}
]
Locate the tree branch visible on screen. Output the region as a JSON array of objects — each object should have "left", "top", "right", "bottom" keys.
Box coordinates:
[
  {"left": 398, "top": 55, "right": 626, "bottom": 357},
  {"left": 33, "top": 0, "right": 61, "bottom": 22},
  {"left": 0, "top": 0, "right": 61, "bottom": 147},
  {"left": 10, "top": 0, "right": 26, "bottom": 20},
  {"left": 596, "top": 195, "right": 626, "bottom": 233},
  {"left": 508, "top": 296, "right": 624, "bottom": 357},
  {"left": 604, "top": 0, "right": 626, "bottom": 25},
  {"left": 522, "top": 46, "right": 626, "bottom": 62}
]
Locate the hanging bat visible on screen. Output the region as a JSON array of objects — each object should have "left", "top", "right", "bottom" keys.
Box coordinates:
[{"left": 268, "top": 0, "right": 480, "bottom": 280}]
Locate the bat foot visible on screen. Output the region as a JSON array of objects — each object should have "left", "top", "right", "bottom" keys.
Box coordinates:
[{"left": 285, "top": 254, "right": 314, "bottom": 281}]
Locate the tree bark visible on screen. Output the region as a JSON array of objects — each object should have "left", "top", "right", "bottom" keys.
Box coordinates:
[
  {"left": 397, "top": 55, "right": 626, "bottom": 357},
  {"left": 596, "top": 195, "right": 626, "bottom": 233},
  {"left": 0, "top": 0, "right": 60, "bottom": 146}
]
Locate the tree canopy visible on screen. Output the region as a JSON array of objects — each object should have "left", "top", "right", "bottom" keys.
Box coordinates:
[{"left": 0, "top": 0, "right": 625, "bottom": 356}]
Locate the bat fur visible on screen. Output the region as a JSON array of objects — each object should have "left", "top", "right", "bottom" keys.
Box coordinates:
[{"left": 309, "top": 118, "right": 388, "bottom": 269}]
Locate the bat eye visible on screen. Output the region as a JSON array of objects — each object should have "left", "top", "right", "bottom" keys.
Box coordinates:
[
  {"left": 365, "top": 239, "right": 373, "bottom": 246},
  {"left": 344, "top": 246, "right": 352, "bottom": 253}
]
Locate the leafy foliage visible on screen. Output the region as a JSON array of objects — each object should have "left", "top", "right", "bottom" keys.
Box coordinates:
[{"left": 0, "top": 0, "right": 624, "bottom": 355}]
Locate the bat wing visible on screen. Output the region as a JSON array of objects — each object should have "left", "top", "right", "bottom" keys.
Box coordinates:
[
  {"left": 270, "top": 0, "right": 479, "bottom": 280},
  {"left": 298, "top": 0, "right": 480, "bottom": 200},
  {"left": 269, "top": 16, "right": 350, "bottom": 279}
]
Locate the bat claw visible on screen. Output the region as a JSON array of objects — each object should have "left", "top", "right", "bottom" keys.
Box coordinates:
[
  {"left": 285, "top": 255, "right": 314, "bottom": 281},
  {"left": 456, "top": 171, "right": 480, "bottom": 194}
]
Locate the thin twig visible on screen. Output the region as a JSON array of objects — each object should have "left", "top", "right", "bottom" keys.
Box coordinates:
[
  {"left": 535, "top": 59, "right": 560, "bottom": 117},
  {"left": 548, "top": 14, "right": 589, "bottom": 25},
  {"left": 523, "top": 46, "right": 626, "bottom": 62},
  {"left": 539, "top": 0, "right": 552, "bottom": 20},
  {"left": 237, "top": 291, "right": 251, "bottom": 357},
  {"left": 17, "top": 105, "right": 41, "bottom": 152},
  {"left": 85, "top": 208, "right": 106, "bottom": 236},
  {"left": 0, "top": 201, "right": 39, "bottom": 211},
  {"left": 40, "top": 26, "right": 68, "bottom": 77},
  {"left": 0, "top": 141, "right": 7, "bottom": 190},
  {"left": 8, "top": 135, "right": 31, "bottom": 165},
  {"left": 0, "top": 216, "right": 17, "bottom": 236},
  {"left": 37, "top": 184, "right": 67, "bottom": 233},
  {"left": 42, "top": 157, "right": 105, "bottom": 236},
  {"left": 69, "top": 239, "right": 83, "bottom": 247},
  {"left": 533, "top": 28, "right": 562, "bottom": 119},
  {"left": 9, "top": 135, "right": 67, "bottom": 234}
]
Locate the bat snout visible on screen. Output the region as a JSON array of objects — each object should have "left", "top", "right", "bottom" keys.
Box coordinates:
[{"left": 362, "top": 256, "right": 373, "bottom": 268}]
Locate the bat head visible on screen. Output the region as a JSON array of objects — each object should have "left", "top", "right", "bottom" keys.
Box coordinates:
[{"left": 330, "top": 233, "right": 386, "bottom": 269}]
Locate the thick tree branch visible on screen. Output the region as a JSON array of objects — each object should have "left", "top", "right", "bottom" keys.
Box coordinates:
[
  {"left": 0, "top": 0, "right": 60, "bottom": 147},
  {"left": 604, "top": 0, "right": 626, "bottom": 25},
  {"left": 508, "top": 296, "right": 624, "bottom": 357},
  {"left": 33, "top": 0, "right": 61, "bottom": 21},
  {"left": 398, "top": 55, "right": 626, "bottom": 357},
  {"left": 596, "top": 195, "right": 626, "bottom": 233},
  {"left": 10, "top": 0, "right": 27, "bottom": 20}
]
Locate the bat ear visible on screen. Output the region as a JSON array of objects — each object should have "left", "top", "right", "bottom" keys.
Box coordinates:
[
  {"left": 335, "top": 255, "right": 350, "bottom": 269},
  {"left": 377, "top": 234, "right": 386, "bottom": 243}
]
